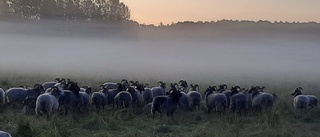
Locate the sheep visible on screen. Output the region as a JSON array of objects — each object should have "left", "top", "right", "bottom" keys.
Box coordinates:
[
  {"left": 91, "top": 92, "right": 107, "bottom": 113},
  {"left": 218, "top": 84, "right": 231, "bottom": 110},
  {"left": 205, "top": 87, "right": 227, "bottom": 114},
  {"left": 22, "top": 96, "right": 37, "bottom": 115},
  {"left": 102, "top": 82, "right": 118, "bottom": 90},
  {"left": 178, "top": 91, "right": 189, "bottom": 110},
  {"left": 142, "top": 85, "right": 153, "bottom": 104},
  {"left": 186, "top": 84, "right": 202, "bottom": 111},
  {"left": 59, "top": 81, "right": 83, "bottom": 115},
  {"left": 113, "top": 88, "right": 133, "bottom": 109},
  {"left": 121, "top": 79, "right": 130, "bottom": 89},
  {"left": 0, "top": 130, "right": 12, "bottom": 137},
  {"left": 230, "top": 86, "right": 248, "bottom": 115},
  {"left": 0, "top": 88, "right": 4, "bottom": 105},
  {"left": 291, "top": 87, "right": 318, "bottom": 109},
  {"left": 35, "top": 86, "right": 64, "bottom": 117},
  {"left": 249, "top": 86, "right": 277, "bottom": 112},
  {"left": 241, "top": 88, "right": 253, "bottom": 110},
  {"left": 5, "top": 84, "right": 44, "bottom": 104},
  {"left": 103, "top": 83, "right": 124, "bottom": 105},
  {"left": 151, "top": 83, "right": 182, "bottom": 119},
  {"left": 130, "top": 82, "right": 143, "bottom": 108},
  {"left": 291, "top": 87, "right": 316, "bottom": 112},
  {"left": 79, "top": 86, "right": 93, "bottom": 110},
  {"left": 151, "top": 81, "right": 166, "bottom": 98},
  {"left": 42, "top": 78, "right": 62, "bottom": 90},
  {"left": 178, "top": 80, "right": 188, "bottom": 93}
]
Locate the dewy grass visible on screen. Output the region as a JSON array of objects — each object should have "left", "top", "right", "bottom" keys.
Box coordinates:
[{"left": 1, "top": 74, "right": 320, "bottom": 137}]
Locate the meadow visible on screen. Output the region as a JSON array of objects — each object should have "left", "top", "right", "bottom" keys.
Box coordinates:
[
  {"left": 0, "top": 74, "right": 320, "bottom": 137},
  {"left": 0, "top": 20, "right": 319, "bottom": 137}
]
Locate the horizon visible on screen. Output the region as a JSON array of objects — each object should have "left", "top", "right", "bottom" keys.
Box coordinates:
[{"left": 120, "top": 0, "right": 320, "bottom": 25}]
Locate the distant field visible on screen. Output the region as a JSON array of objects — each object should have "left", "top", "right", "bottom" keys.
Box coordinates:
[{"left": 1, "top": 74, "right": 320, "bottom": 137}]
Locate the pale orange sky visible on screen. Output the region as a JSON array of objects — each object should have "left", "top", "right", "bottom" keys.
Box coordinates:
[{"left": 120, "top": 0, "right": 320, "bottom": 25}]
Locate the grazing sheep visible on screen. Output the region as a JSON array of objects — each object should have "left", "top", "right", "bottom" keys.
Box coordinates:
[
  {"left": 22, "top": 96, "right": 37, "bottom": 115},
  {"left": 113, "top": 89, "right": 133, "bottom": 109},
  {"left": 187, "top": 84, "right": 202, "bottom": 111},
  {"left": 0, "top": 88, "right": 4, "bottom": 104},
  {"left": 104, "top": 83, "right": 124, "bottom": 104},
  {"left": 142, "top": 86, "right": 153, "bottom": 104},
  {"left": 205, "top": 87, "right": 228, "bottom": 114},
  {"left": 79, "top": 86, "right": 93, "bottom": 110},
  {"left": 230, "top": 86, "right": 248, "bottom": 115},
  {"left": 130, "top": 83, "right": 143, "bottom": 109},
  {"left": 291, "top": 87, "right": 318, "bottom": 109},
  {"left": 151, "top": 81, "right": 166, "bottom": 98},
  {"left": 0, "top": 130, "right": 12, "bottom": 137},
  {"left": 291, "top": 87, "right": 314, "bottom": 112},
  {"left": 91, "top": 92, "right": 107, "bottom": 112},
  {"left": 151, "top": 83, "right": 182, "bottom": 119},
  {"left": 241, "top": 88, "right": 252, "bottom": 110},
  {"left": 59, "top": 81, "right": 83, "bottom": 115},
  {"left": 5, "top": 84, "right": 44, "bottom": 104},
  {"left": 178, "top": 91, "right": 189, "bottom": 110},
  {"left": 218, "top": 85, "right": 231, "bottom": 110},
  {"left": 221, "top": 90, "right": 231, "bottom": 110},
  {"left": 249, "top": 86, "right": 277, "bottom": 112},
  {"left": 35, "top": 87, "right": 64, "bottom": 117}
]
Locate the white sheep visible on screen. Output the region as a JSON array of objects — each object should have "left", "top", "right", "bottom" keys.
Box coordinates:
[{"left": 35, "top": 87, "right": 64, "bottom": 117}]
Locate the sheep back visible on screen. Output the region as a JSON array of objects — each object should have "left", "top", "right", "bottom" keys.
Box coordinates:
[
  {"left": 35, "top": 93, "right": 59, "bottom": 116},
  {"left": 231, "top": 93, "right": 248, "bottom": 112},
  {"left": 142, "top": 88, "right": 153, "bottom": 104},
  {"left": 151, "top": 87, "right": 165, "bottom": 98},
  {"left": 305, "top": 95, "right": 318, "bottom": 108},
  {"left": 186, "top": 91, "right": 202, "bottom": 110},
  {"left": 114, "top": 91, "right": 132, "bottom": 109},
  {"left": 293, "top": 95, "right": 310, "bottom": 111},
  {"left": 0, "top": 130, "right": 12, "bottom": 137},
  {"left": 206, "top": 93, "right": 227, "bottom": 112},
  {"left": 5, "top": 88, "right": 40, "bottom": 103},
  {"left": 252, "top": 92, "right": 275, "bottom": 110},
  {"left": 178, "top": 92, "right": 189, "bottom": 110}
]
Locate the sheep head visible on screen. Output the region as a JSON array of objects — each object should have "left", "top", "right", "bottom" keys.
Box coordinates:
[
  {"left": 169, "top": 84, "right": 182, "bottom": 101},
  {"left": 231, "top": 86, "right": 241, "bottom": 96},
  {"left": 291, "top": 88, "right": 303, "bottom": 97},
  {"left": 179, "top": 80, "right": 188, "bottom": 88}
]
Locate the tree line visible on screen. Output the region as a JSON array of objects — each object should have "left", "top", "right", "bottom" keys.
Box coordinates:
[{"left": 0, "top": 0, "right": 130, "bottom": 22}]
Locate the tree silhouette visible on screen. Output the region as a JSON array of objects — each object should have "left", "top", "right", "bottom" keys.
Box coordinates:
[
  {"left": 0, "top": 0, "right": 11, "bottom": 18},
  {"left": 1, "top": 0, "right": 130, "bottom": 22}
]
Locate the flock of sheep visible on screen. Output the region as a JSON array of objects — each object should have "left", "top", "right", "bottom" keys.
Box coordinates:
[{"left": 0, "top": 78, "right": 318, "bottom": 136}]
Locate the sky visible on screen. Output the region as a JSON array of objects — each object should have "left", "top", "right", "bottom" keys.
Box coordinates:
[{"left": 120, "top": 0, "right": 320, "bottom": 25}]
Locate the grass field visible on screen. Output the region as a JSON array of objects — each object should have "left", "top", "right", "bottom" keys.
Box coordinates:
[{"left": 1, "top": 74, "right": 320, "bottom": 137}]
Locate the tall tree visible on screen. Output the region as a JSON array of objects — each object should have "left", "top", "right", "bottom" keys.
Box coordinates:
[{"left": 39, "top": 0, "right": 64, "bottom": 20}]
